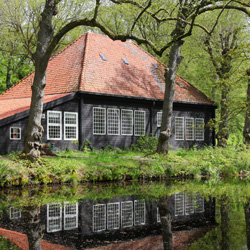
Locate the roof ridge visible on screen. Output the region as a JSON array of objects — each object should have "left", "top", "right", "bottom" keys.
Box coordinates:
[
  {"left": 79, "top": 32, "right": 89, "bottom": 91},
  {"left": 127, "top": 40, "right": 167, "bottom": 69},
  {"left": 48, "top": 33, "right": 87, "bottom": 62},
  {"left": 177, "top": 75, "right": 214, "bottom": 103},
  {"left": 0, "top": 70, "right": 35, "bottom": 98}
]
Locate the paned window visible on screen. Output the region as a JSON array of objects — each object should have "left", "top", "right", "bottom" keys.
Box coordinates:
[
  {"left": 185, "top": 193, "right": 195, "bottom": 215},
  {"left": 195, "top": 118, "right": 204, "bottom": 141},
  {"left": 121, "top": 110, "right": 133, "bottom": 135},
  {"left": 195, "top": 193, "right": 204, "bottom": 213},
  {"left": 64, "top": 112, "right": 78, "bottom": 140},
  {"left": 93, "top": 204, "right": 106, "bottom": 232},
  {"left": 10, "top": 127, "right": 21, "bottom": 140},
  {"left": 9, "top": 207, "right": 21, "bottom": 220},
  {"left": 134, "top": 110, "right": 145, "bottom": 136},
  {"left": 93, "top": 108, "right": 106, "bottom": 135},
  {"left": 47, "top": 111, "right": 62, "bottom": 140},
  {"left": 157, "top": 112, "right": 162, "bottom": 127},
  {"left": 121, "top": 201, "right": 133, "bottom": 228},
  {"left": 186, "top": 118, "right": 194, "bottom": 140},
  {"left": 157, "top": 207, "right": 161, "bottom": 223},
  {"left": 175, "top": 192, "right": 184, "bottom": 216},
  {"left": 64, "top": 202, "right": 78, "bottom": 230},
  {"left": 107, "top": 109, "right": 120, "bottom": 135},
  {"left": 107, "top": 202, "right": 120, "bottom": 230},
  {"left": 134, "top": 200, "right": 145, "bottom": 225},
  {"left": 175, "top": 117, "right": 184, "bottom": 140},
  {"left": 47, "top": 203, "right": 62, "bottom": 232}
]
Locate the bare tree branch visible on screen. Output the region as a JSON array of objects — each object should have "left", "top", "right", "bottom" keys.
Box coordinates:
[{"left": 130, "top": 0, "right": 151, "bottom": 34}]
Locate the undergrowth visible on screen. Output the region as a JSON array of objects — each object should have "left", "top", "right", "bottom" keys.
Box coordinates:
[{"left": 1, "top": 141, "right": 250, "bottom": 187}]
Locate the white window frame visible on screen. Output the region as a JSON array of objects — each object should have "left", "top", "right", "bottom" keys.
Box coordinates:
[
  {"left": 185, "top": 118, "right": 194, "bottom": 141},
  {"left": 93, "top": 107, "right": 106, "bottom": 135},
  {"left": 64, "top": 112, "right": 78, "bottom": 140},
  {"left": 64, "top": 202, "right": 78, "bottom": 230},
  {"left": 195, "top": 118, "right": 205, "bottom": 141},
  {"left": 185, "top": 193, "right": 195, "bottom": 215},
  {"left": 121, "top": 201, "right": 133, "bottom": 228},
  {"left": 195, "top": 193, "right": 205, "bottom": 213},
  {"left": 47, "top": 203, "right": 62, "bottom": 233},
  {"left": 175, "top": 192, "right": 184, "bottom": 216},
  {"left": 175, "top": 117, "right": 184, "bottom": 140},
  {"left": 9, "top": 207, "right": 21, "bottom": 220},
  {"left": 134, "top": 200, "right": 145, "bottom": 225},
  {"left": 47, "top": 111, "right": 62, "bottom": 140},
  {"left": 107, "top": 202, "right": 120, "bottom": 230},
  {"left": 157, "top": 112, "right": 162, "bottom": 127},
  {"left": 134, "top": 110, "right": 145, "bottom": 136},
  {"left": 92, "top": 204, "right": 106, "bottom": 232},
  {"left": 107, "top": 108, "right": 120, "bottom": 135},
  {"left": 121, "top": 109, "right": 133, "bottom": 135},
  {"left": 10, "top": 127, "right": 21, "bottom": 140}
]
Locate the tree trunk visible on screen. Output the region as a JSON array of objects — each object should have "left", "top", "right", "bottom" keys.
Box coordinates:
[
  {"left": 244, "top": 201, "right": 250, "bottom": 249},
  {"left": 220, "top": 195, "right": 230, "bottom": 250},
  {"left": 243, "top": 69, "right": 250, "bottom": 147},
  {"left": 6, "top": 59, "right": 12, "bottom": 89},
  {"left": 22, "top": 206, "right": 43, "bottom": 250},
  {"left": 156, "top": 8, "right": 186, "bottom": 154},
  {"left": 157, "top": 41, "right": 184, "bottom": 154},
  {"left": 158, "top": 196, "right": 173, "bottom": 250},
  {"left": 216, "top": 81, "right": 230, "bottom": 147},
  {"left": 24, "top": 0, "right": 58, "bottom": 161}
]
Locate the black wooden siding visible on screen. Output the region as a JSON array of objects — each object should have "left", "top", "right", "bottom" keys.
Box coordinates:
[{"left": 0, "top": 92, "right": 216, "bottom": 155}]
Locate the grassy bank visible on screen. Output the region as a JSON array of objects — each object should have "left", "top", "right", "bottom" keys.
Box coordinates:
[{"left": 0, "top": 144, "right": 250, "bottom": 187}]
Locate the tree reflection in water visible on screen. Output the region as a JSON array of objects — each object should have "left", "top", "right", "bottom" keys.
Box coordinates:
[{"left": 22, "top": 206, "right": 43, "bottom": 250}]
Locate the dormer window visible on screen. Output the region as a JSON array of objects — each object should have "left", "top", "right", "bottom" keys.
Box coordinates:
[
  {"left": 99, "top": 54, "right": 107, "bottom": 61},
  {"left": 122, "top": 58, "right": 129, "bottom": 65}
]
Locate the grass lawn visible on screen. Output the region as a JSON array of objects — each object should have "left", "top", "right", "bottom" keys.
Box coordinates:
[{"left": 1, "top": 145, "right": 250, "bottom": 187}]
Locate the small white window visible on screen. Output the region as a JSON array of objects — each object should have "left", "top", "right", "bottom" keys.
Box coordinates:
[
  {"left": 93, "top": 204, "right": 106, "bottom": 232},
  {"left": 47, "top": 111, "right": 62, "bottom": 140},
  {"left": 121, "top": 110, "right": 133, "bottom": 135},
  {"left": 107, "top": 108, "right": 120, "bottom": 135},
  {"left": 10, "top": 127, "right": 21, "bottom": 140},
  {"left": 186, "top": 118, "right": 194, "bottom": 141},
  {"left": 121, "top": 201, "right": 133, "bottom": 228},
  {"left": 157, "top": 112, "right": 162, "bottom": 127},
  {"left": 9, "top": 207, "right": 21, "bottom": 220},
  {"left": 107, "top": 202, "right": 120, "bottom": 230},
  {"left": 64, "top": 112, "right": 78, "bottom": 140},
  {"left": 47, "top": 203, "right": 62, "bottom": 233},
  {"left": 175, "top": 192, "right": 184, "bottom": 216},
  {"left": 175, "top": 117, "right": 184, "bottom": 140},
  {"left": 195, "top": 118, "right": 204, "bottom": 141},
  {"left": 134, "top": 200, "right": 145, "bottom": 225},
  {"left": 64, "top": 202, "right": 78, "bottom": 230},
  {"left": 134, "top": 110, "right": 145, "bottom": 136},
  {"left": 93, "top": 107, "right": 106, "bottom": 135}
]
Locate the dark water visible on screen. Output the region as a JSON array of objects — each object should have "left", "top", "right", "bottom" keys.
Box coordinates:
[{"left": 0, "top": 179, "right": 248, "bottom": 250}]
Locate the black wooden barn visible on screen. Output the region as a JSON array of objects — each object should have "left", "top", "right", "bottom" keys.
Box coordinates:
[{"left": 0, "top": 32, "right": 216, "bottom": 155}]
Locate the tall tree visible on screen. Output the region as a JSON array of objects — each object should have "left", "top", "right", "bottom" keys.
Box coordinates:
[
  {"left": 2, "top": 0, "right": 250, "bottom": 159},
  {"left": 243, "top": 69, "right": 250, "bottom": 147},
  {"left": 109, "top": 0, "right": 250, "bottom": 154}
]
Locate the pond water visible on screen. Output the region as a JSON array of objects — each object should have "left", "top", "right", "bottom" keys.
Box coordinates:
[{"left": 0, "top": 178, "right": 249, "bottom": 250}]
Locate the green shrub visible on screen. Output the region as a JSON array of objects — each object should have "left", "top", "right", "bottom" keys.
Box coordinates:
[{"left": 131, "top": 135, "right": 158, "bottom": 152}]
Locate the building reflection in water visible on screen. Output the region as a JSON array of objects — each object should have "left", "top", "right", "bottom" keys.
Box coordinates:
[{"left": 1, "top": 192, "right": 216, "bottom": 249}]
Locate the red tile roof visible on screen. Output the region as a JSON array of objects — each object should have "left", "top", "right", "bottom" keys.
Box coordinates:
[
  {"left": 0, "top": 32, "right": 213, "bottom": 119},
  {"left": 0, "top": 93, "right": 71, "bottom": 120}
]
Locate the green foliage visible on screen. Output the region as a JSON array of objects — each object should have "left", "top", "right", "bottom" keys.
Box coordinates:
[
  {"left": 131, "top": 135, "right": 158, "bottom": 153},
  {"left": 0, "top": 236, "right": 20, "bottom": 250},
  {"left": 1, "top": 144, "right": 250, "bottom": 187}
]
